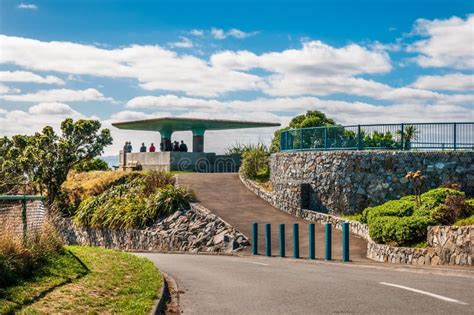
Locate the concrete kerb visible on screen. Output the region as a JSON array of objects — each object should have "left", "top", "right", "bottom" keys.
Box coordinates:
[{"left": 150, "top": 271, "right": 169, "bottom": 315}]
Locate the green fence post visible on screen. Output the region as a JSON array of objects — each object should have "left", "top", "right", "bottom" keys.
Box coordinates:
[
  {"left": 300, "top": 128, "right": 303, "bottom": 150},
  {"left": 252, "top": 222, "right": 258, "bottom": 255},
  {"left": 293, "top": 223, "right": 299, "bottom": 259},
  {"left": 325, "top": 223, "right": 332, "bottom": 261},
  {"left": 279, "top": 224, "right": 285, "bottom": 257},
  {"left": 21, "top": 196, "right": 27, "bottom": 244},
  {"left": 453, "top": 123, "right": 457, "bottom": 151},
  {"left": 357, "top": 125, "right": 362, "bottom": 150},
  {"left": 342, "top": 222, "right": 350, "bottom": 262},
  {"left": 324, "top": 127, "right": 328, "bottom": 150},
  {"left": 309, "top": 223, "right": 315, "bottom": 260},
  {"left": 400, "top": 123, "right": 404, "bottom": 150},
  {"left": 265, "top": 224, "right": 272, "bottom": 257}
]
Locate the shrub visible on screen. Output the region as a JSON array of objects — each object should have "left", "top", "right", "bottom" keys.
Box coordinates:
[
  {"left": 431, "top": 195, "right": 470, "bottom": 225},
  {"left": 73, "top": 172, "right": 193, "bottom": 229},
  {"left": 454, "top": 214, "right": 474, "bottom": 226},
  {"left": 0, "top": 221, "right": 63, "bottom": 287},
  {"left": 240, "top": 144, "right": 270, "bottom": 182},
  {"left": 73, "top": 158, "right": 109, "bottom": 172},
  {"left": 362, "top": 187, "right": 471, "bottom": 247}
]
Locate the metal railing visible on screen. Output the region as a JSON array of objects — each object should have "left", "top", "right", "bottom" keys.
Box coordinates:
[{"left": 280, "top": 122, "right": 474, "bottom": 151}]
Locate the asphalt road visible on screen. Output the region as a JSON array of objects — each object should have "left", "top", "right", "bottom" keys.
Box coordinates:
[
  {"left": 139, "top": 253, "right": 474, "bottom": 314},
  {"left": 177, "top": 173, "right": 368, "bottom": 261}
]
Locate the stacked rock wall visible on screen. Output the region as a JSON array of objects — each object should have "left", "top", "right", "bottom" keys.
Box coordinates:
[
  {"left": 56, "top": 203, "right": 249, "bottom": 254},
  {"left": 270, "top": 151, "right": 473, "bottom": 215}
]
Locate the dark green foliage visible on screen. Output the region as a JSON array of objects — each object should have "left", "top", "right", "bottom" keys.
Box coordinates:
[
  {"left": 363, "top": 188, "right": 471, "bottom": 247},
  {"left": 270, "top": 110, "right": 336, "bottom": 152},
  {"left": 0, "top": 119, "right": 113, "bottom": 207},
  {"left": 73, "top": 172, "right": 194, "bottom": 229},
  {"left": 73, "top": 158, "right": 109, "bottom": 172},
  {"left": 240, "top": 144, "right": 270, "bottom": 182}
]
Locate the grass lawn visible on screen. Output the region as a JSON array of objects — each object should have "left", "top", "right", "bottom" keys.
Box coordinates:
[{"left": 0, "top": 246, "right": 162, "bottom": 314}]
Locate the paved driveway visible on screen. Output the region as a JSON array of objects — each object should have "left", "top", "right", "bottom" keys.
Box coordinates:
[{"left": 177, "top": 173, "right": 368, "bottom": 261}]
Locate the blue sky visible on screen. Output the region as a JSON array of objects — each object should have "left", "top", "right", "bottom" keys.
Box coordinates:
[{"left": 0, "top": 0, "right": 473, "bottom": 155}]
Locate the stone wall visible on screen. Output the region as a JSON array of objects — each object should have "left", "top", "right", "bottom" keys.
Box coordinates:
[
  {"left": 270, "top": 151, "right": 473, "bottom": 215},
  {"left": 240, "top": 174, "right": 472, "bottom": 266},
  {"left": 55, "top": 203, "right": 249, "bottom": 254}
]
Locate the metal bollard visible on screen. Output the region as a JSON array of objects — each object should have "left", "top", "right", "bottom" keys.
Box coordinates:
[
  {"left": 252, "top": 222, "right": 258, "bottom": 255},
  {"left": 325, "top": 223, "right": 332, "bottom": 261},
  {"left": 342, "top": 222, "right": 350, "bottom": 262},
  {"left": 309, "top": 223, "right": 315, "bottom": 260},
  {"left": 279, "top": 224, "right": 285, "bottom": 257},
  {"left": 265, "top": 224, "right": 272, "bottom": 257},
  {"left": 293, "top": 223, "right": 300, "bottom": 258}
]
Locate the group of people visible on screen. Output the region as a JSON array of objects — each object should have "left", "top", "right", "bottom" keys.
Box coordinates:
[{"left": 123, "top": 140, "right": 188, "bottom": 153}]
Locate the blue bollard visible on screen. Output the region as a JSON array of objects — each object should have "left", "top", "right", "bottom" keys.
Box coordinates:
[
  {"left": 309, "top": 223, "right": 315, "bottom": 260},
  {"left": 252, "top": 222, "right": 258, "bottom": 255},
  {"left": 342, "top": 222, "right": 350, "bottom": 262},
  {"left": 325, "top": 223, "right": 332, "bottom": 261},
  {"left": 279, "top": 224, "right": 285, "bottom": 257},
  {"left": 293, "top": 223, "right": 299, "bottom": 258},
  {"left": 265, "top": 224, "right": 272, "bottom": 257}
]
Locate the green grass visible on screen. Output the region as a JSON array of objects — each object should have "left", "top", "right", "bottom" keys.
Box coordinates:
[
  {"left": 1, "top": 246, "right": 162, "bottom": 314},
  {"left": 454, "top": 214, "right": 474, "bottom": 226},
  {"left": 340, "top": 213, "right": 362, "bottom": 222}
]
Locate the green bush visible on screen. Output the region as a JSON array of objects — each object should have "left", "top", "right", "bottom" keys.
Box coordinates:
[
  {"left": 454, "top": 214, "right": 474, "bottom": 226},
  {"left": 240, "top": 144, "right": 270, "bottom": 182},
  {"left": 363, "top": 187, "right": 471, "bottom": 247},
  {"left": 73, "top": 172, "right": 194, "bottom": 229}
]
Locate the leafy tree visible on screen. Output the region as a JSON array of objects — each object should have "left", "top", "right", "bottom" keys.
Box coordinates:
[
  {"left": 73, "top": 158, "right": 110, "bottom": 172},
  {"left": 270, "top": 110, "right": 336, "bottom": 152},
  {"left": 0, "top": 119, "right": 112, "bottom": 207}
]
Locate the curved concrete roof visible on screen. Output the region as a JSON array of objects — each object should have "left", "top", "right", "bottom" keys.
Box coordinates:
[{"left": 112, "top": 117, "right": 281, "bottom": 133}]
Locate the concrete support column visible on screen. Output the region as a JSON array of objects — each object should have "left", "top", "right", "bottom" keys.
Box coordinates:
[
  {"left": 160, "top": 130, "right": 173, "bottom": 151},
  {"left": 192, "top": 128, "right": 205, "bottom": 152}
]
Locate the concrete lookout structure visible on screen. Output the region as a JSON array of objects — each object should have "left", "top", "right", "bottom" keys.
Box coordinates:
[{"left": 112, "top": 117, "right": 280, "bottom": 172}]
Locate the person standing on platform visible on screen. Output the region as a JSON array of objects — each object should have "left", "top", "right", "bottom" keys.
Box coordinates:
[
  {"left": 127, "top": 142, "right": 133, "bottom": 153},
  {"left": 179, "top": 140, "right": 188, "bottom": 152},
  {"left": 140, "top": 143, "right": 147, "bottom": 152},
  {"left": 149, "top": 143, "right": 156, "bottom": 152}
]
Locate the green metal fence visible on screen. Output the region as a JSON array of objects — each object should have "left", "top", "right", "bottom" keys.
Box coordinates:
[{"left": 280, "top": 122, "right": 474, "bottom": 151}]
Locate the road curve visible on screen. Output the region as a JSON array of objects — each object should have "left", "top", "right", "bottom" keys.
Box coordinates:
[
  {"left": 139, "top": 253, "right": 474, "bottom": 314},
  {"left": 177, "top": 173, "right": 368, "bottom": 261}
]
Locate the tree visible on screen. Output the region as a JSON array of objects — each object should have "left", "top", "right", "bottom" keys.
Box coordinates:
[
  {"left": 0, "top": 119, "right": 113, "bottom": 207},
  {"left": 270, "top": 110, "right": 336, "bottom": 152},
  {"left": 73, "top": 158, "right": 110, "bottom": 172}
]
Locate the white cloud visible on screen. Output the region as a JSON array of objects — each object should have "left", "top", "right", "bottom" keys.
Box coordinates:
[
  {"left": 408, "top": 15, "right": 474, "bottom": 69},
  {"left": 169, "top": 36, "right": 194, "bottom": 48},
  {"left": 211, "top": 28, "right": 258, "bottom": 40},
  {"left": 0, "top": 83, "right": 20, "bottom": 94},
  {"left": 0, "top": 35, "right": 261, "bottom": 97},
  {"left": 28, "top": 102, "right": 79, "bottom": 115},
  {"left": 0, "top": 71, "right": 65, "bottom": 84},
  {"left": 109, "top": 110, "right": 171, "bottom": 121},
  {"left": 189, "top": 29, "right": 204, "bottom": 37},
  {"left": 411, "top": 73, "right": 474, "bottom": 91},
  {"left": 17, "top": 3, "right": 37, "bottom": 10},
  {"left": 0, "top": 88, "right": 112, "bottom": 102}
]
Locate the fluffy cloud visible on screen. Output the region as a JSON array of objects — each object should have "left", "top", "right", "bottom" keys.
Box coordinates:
[
  {"left": 0, "top": 35, "right": 261, "bottom": 97},
  {"left": 28, "top": 102, "right": 79, "bottom": 115},
  {"left": 0, "top": 88, "right": 112, "bottom": 102},
  {"left": 169, "top": 37, "right": 194, "bottom": 48},
  {"left": 411, "top": 73, "right": 474, "bottom": 91},
  {"left": 125, "top": 94, "right": 474, "bottom": 123},
  {"left": 0, "top": 71, "right": 65, "bottom": 84},
  {"left": 408, "top": 15, "right": 474, "bottom": 69},
  {"left": 189, "top": 29, "right": 204, "bottom": 37},
  {"left": 0, "top": 83, "right": 20, "bottom": 94},
  {"left": 210, "top": 28, "right": 258, "bottom": 39},
  {"left": 17, "top": 3, "right": 37, "bottom": 10}
]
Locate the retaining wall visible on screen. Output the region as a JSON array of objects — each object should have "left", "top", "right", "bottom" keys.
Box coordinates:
[
  {"left": 270, "top": 151, "right": 474, "bottom": 215},
  {"left": 240, "top": 174, "right": 472, "bottom": 266},
  {"left": 55, "top": 203, "right": 249, "bottom": 253}
]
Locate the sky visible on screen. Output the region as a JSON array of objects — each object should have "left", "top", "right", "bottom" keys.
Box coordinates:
[{"left": 0, "top": 0, "right": 473, "bottom": 156}]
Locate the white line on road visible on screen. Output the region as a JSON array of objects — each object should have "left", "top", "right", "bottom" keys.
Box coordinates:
[
  {"left": 240, "top": 260, "right": 269, "bottom": 266},
  {"left": 379, "top": 282, "right": 469, "bottom": 305}
]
